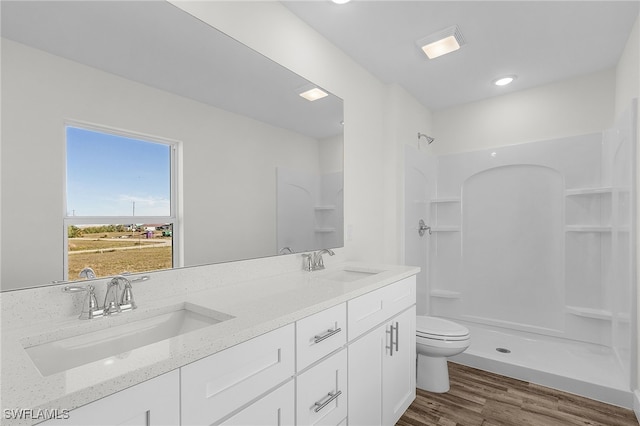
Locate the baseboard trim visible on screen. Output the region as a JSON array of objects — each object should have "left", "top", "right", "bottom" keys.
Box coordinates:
[{"left": 634, "top": 390, "right": 640, "bottom": 424}]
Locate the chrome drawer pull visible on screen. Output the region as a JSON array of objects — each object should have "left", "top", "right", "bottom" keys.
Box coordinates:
[
  {"left": 313, "top": 390, "right": 342, "bottom": 413},
  {"left": 314, "top": 327, "right": 342, "bottom": 344}
]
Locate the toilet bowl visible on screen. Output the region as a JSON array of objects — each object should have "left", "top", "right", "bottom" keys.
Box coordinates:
[{"left": 416, "top": 316, "right": 470, "bottom": 393}]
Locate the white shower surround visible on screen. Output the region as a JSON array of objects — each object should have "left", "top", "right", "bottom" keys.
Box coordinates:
[{"left": 408, "top": 101, "right": 637, "bottom": 408}]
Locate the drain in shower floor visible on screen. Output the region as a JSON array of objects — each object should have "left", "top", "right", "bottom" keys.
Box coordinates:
[{"left": 495, "top": 347, "right": 511, "bottom": 354}]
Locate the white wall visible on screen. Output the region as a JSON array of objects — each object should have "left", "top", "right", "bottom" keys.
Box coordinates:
[
  {"left": 1, "top": 38, "right": 322, "bottom": 289},
  {"left": 432, "top": 68, "right": 616, "bottom": 154},
  {"left": 614, "top": 15, "right": 640, "bottom": 399},
  {"left": 387, "top": 84, "right": 433, "bottom": 265}
]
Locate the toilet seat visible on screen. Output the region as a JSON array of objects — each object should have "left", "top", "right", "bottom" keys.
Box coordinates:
[{"left": 416, "top": 316, "right": 470, "bottom": 341}]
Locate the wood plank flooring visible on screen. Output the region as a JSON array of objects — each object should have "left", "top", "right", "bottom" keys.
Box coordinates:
[{"left": 397, "top": 362, "right": 638, "bottom": 426}]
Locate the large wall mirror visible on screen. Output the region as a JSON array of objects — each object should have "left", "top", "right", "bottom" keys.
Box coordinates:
[{"left": 1, "top": 1, "right": 344, "bottom": 291}]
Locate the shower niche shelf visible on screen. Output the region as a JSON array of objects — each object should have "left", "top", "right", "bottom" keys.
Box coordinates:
[
  {"left": 314, "top": 228, "right": 336, "bottom": 233},
  {"left": 430, "top": 289, "right": 461, "bottom": 299},
  {"left": 430, "top": 197, "right": 461, "bottom": 204},
  {"left": 565, "top": 187, "right": 613, "bottom": 196},
  {"left": 314, "top": 205, "right": 336, "bottom": 211},
  {"left": 565, "top": 186, "right": 612, "bottom": 230},
  {"left": 431, "top": 226, "right": 460, "bottom": 232},
  {"left": 566, "top": 305, "right": 612, "bottom": 321},
  {"left": 565, "top": 225, "right": 612, "bottom": 233},
  {"left": 430, "top": 197, "right": 461, "bottom": 230}
]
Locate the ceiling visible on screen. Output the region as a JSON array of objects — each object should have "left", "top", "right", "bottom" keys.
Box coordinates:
[{"left": 281, "top": 0, "right": 639, "bottom": 111}]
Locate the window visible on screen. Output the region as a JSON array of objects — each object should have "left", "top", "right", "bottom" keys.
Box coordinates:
[{"left": 64, "top": 124, "right": 179, "bottom": 281}]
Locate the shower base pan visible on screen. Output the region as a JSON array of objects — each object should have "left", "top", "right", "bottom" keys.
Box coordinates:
[{"left": 451, "top": 321, "right": 633, "bottom": 409}]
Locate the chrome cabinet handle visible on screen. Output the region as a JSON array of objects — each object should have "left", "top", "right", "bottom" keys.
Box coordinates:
[
  {"left": 314, "top": 327, "right": 342, "bottom": 344},
  {"left": 313, "top": 390, "right": 342, "bottom": 413},
  {"left": 387, "top": 323, "right": 396, "bottom": 356},
  {"left": 394, "top": 321, "right": 399, "bottom": 352}
]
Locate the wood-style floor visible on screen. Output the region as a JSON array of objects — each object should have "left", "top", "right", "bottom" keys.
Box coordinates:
[{"left": 397, "top": 362, "right": 638, "bottom": 426}]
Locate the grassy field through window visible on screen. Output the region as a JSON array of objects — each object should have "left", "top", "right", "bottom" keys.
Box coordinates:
[{"left": 68, "top": 230, "right": 172, "bottom": 279}]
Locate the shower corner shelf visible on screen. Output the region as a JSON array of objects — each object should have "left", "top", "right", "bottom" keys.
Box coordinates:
[
  {"left": 566, "top": 305, "right": 612, "bottom": 320},
  {"left": 430, "top": 289, "right": 461, "bottom": 299}
]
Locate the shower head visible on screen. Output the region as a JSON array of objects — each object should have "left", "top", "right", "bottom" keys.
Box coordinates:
[{"left": 417, "top": 132, "right": 435, "bottom": 145}]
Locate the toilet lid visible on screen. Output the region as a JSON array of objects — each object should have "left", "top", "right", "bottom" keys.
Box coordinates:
[{"left": 416, "top": 316, "right": 469, "bottom": 338}]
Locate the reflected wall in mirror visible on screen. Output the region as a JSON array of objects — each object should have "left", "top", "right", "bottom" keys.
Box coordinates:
[{"left": 1, "top": 1, "right": 344, "bottom": 291}]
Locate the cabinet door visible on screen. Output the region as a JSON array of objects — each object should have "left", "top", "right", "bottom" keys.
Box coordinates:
[
  {"left": 41, "top": 370, "right": 179, "bottom": 426},
  {"left": 347, "top": 326, "right": 384, "bottom": 426},
  {"left": 382, "top": 306, "right": 416, "bottom": 426},
  {"left": 220, "top": 380, "right": 294, "bottom": 426},
  {"left": 296, "top": 349, "right": 347, "bottom": 426}
]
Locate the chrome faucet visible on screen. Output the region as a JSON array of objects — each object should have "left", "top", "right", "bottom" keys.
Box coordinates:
[
  {"left": 64, "top": 274, "right": 145, "bottom": 319},
  {"left": 313, "top": 249, "right": 335, "bottom": 270},
  {"left": 79, "top": 267, "right": 96, "bottom": 280},
  {"left": 302, "top": 249, "right": 335, "bottom": 272},
  {"left": 103, "top": 276, "right": 123, "bottom": 315}
]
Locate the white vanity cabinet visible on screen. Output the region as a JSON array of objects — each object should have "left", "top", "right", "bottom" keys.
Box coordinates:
[
  {"left": 40, "top": 370, "right": 180, "bottom": 426},
  {"left": 37, "top": 273, "right": 417, "bottom": 426},
  {"left": 347, "top": 276, "right": 417, "bottom": 426}
]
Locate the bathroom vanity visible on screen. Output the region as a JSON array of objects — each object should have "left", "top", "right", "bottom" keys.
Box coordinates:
[{"left": 1, "top": 263, "right": 418, "bottom": 426}]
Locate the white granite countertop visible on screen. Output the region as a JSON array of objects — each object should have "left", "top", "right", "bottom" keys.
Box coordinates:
[{"left": 1, "top": 262, "right": 418, "bottom": 425}]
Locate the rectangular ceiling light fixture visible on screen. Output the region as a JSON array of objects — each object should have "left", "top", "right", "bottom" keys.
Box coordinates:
[
  {"left": 417, "top": 25, "right": 465, "bottom": 59},
  {"left": 299, "top": 87, "right": 329, "bottom": 101}
]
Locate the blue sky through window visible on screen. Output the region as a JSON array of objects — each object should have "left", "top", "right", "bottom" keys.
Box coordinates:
[{"left": 66, "top": 126, "right": 171, "bottom": 217}]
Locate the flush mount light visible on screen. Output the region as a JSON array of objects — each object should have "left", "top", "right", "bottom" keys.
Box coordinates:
[
  {"left": 331, "top": 0, "right": 351, "bottom": 4},
  {"left": 417, "top": 25, "right": 465, "bottom": 59},
  {"left": 299, "top": 87, "right": 329, "bottom": 101},
  {"left": 493, "top": 75, "right": 517, "bottom": 86}
]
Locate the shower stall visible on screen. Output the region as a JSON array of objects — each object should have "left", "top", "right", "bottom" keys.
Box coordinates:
[{"left": 405, "top": 101, "right": 637, "bottom": 408}]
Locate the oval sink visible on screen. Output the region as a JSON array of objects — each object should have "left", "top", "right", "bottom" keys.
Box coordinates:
[{"left": 23, "top": 303, "right": 233, "bottom": 376}]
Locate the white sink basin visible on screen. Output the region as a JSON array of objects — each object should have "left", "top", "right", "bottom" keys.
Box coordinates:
[
  {"left": 24, "top": 303, "right": 233, "bottom": 376},
  {"left": 323, "top": 267, "right": 385, "bottom": 282}
]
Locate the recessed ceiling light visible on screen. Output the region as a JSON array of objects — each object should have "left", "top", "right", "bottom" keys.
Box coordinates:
[
  {"left": 331, "top": 0, "right": 351, "bottom": 4},
  {"left": 299, "top": 87, "right": 329, "bottom": 101},
  {"left": 417, "top": 25, "right": 465, "bottom": 59},
  {"left": 493, "top": 76, "right": 517, "bottom": 86}
]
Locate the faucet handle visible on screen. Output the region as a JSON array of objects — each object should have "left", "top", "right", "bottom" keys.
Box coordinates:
[
  {"left": 119, "top": 280, "right": 137, "bottom": 311},
  {"left": 63, "top": 284, "right": 104, "bottom": 319},
  {"left": 302, "top": 254, "right": 313, "bottom": 271}
]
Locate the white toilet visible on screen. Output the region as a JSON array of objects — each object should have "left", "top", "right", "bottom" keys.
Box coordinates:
[{"left": 415, "top": 316, "right": 470, "bottom": 393}]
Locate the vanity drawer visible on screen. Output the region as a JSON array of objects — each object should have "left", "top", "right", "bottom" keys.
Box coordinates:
[
  {"left": 220, "top": 379, "right": 294, "bottom": 426},
  {"left": 296, "top": 303, "right": 346, "bottom": 371},
  {"left": 296, "top": 348, "right": 347, "bottom": 426},
  {"left": 347, "top": 276, "right": 416, "bottom": 340},
  {"left": 181, "top": 324, "right": 295, "bottom": 426}
]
